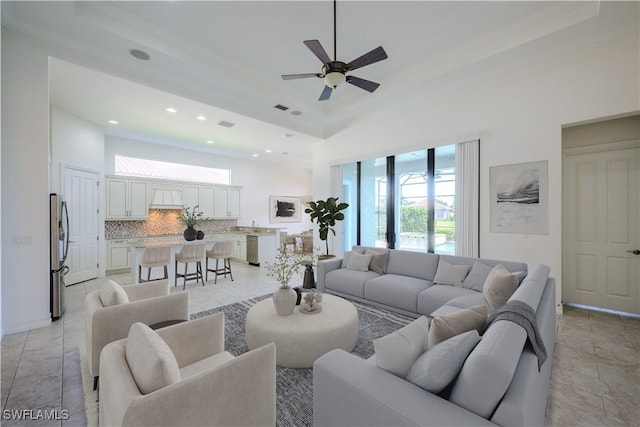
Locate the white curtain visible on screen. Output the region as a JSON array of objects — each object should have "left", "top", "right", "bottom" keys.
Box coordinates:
[
  {"left": 329, "top": 165, "right": 345, "bottom": 258},
  {"left": 455, "top": 139, "right": 480, "bottom": 257}
]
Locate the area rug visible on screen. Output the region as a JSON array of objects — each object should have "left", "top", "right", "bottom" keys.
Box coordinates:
[
  {"left": 191, "top": 295, "right": 413, "bottom": 427},
  {"left": 81, "top": 295, "right": 412, "bottom": 427}
]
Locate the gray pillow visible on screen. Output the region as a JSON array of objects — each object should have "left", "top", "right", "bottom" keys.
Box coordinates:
[
  {"left": 373, "top": 316, "right": 429, "bottom": 377},
  {"left": 346, "top": 252, "right": 372, "bottom": 272},
  {"left": 407, "top": 330, "right": 481, "bottom": 393},
  {"left": 461, "top": 261, "right": 494, "bottom": 291},
  {"left": 433, "top": 259, "right": 471, "bottom": 286},
  {"left": 428, "top": 305, "right": 487, "bottom": 349},
  {"left": 483, "top": 264, "right": 518, "bottom": 309},
  {"left": 366, "top": 249, "right": 388, "bottom": 274},
  {"left": 341, "top": 246, "right": 366, "bottom": 268}
]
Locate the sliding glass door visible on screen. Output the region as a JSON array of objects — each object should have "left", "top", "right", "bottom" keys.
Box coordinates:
[{"left": 342, "top": 145, "right": 456, "bottom": 254}]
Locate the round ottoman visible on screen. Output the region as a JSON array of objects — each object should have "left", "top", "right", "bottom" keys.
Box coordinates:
[{"left": 245, "top": 293, "right": 359, "bottom": 368}]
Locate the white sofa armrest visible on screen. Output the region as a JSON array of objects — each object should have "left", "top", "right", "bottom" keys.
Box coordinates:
[
  {"left": 100, "top": 342, "right": 277, "bottom": 427},
  {"left": 313, "top": 349, "right": 497, "bottom": 427},
  {"left": 123, "top": 279, "right": 169, "bottom": 301},
  {"left": 156, "top": 313, "right": 225, "bottom": 368},
  {"left": 316, "top": 258, "right": 343, "bottom": 291},
  {"left": 87, "top": 291, "right": 190, "bottom": 378}
]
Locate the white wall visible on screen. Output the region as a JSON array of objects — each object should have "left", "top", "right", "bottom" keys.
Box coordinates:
[
  {"left": 105, "top": 136, "right": 313, "bottom": 234},
  {"left": 1, "top": 28, "right": 52, "bottom": 334},
  {"left": 312, "top": 30, "right": 640, "bottom": 313}
]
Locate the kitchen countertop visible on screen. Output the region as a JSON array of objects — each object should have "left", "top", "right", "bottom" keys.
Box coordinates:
[
  {"left": 108, "top": 227, "right": 280, "bottom": 242},
  {"left": 130, "top": 233, "right": 277, "bottom": 248}
]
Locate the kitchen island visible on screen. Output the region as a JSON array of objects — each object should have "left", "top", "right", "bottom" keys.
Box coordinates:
[{"left": 129, "top": 230, "right": 277, "bottom": 285}]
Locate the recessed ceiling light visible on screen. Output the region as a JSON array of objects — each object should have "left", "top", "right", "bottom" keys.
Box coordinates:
[
  {"left": 266, "top": 149, "right": 272, "bottom": 153},
  {"left": 252, "top": 153, "right": 259, "bottom": 158},
  {"left": 274, "top": 104, "right": 289, "bottom": 111},
  {"left": 108, "top": 120, "right": 118, "bottom": 125},
  {"left": 291, "top": 110, "right": 302, "bottom": 116},
  {"left": 166, "top": 107, "right": 177, "bottom": 113},
  {"left": 129, "top": 49, "right": 150, "bottom": 61},
  {"left": 196, "top": 115, "right": 206, "bottom": 121},
  {"left": 206, "top": 140, "right": 214, "bottom": 144}
]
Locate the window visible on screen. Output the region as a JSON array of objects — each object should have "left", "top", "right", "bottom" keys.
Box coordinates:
[
  {"left": 114, "top": 155, "right": 230, "bottom": 185},
  {"left": 342, "top": 145, "right": 457, "bottom": 255}
]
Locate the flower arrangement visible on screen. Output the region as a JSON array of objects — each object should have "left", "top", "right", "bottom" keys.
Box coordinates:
[
  {"left": 302, "top": 290, "right": 323, "bottom": 312},
  {"left": 180, "top": 205, "right": 204, "bottom": 228},
  {"left": 267, "top": 245, "right": 316, "bottom": 289}
]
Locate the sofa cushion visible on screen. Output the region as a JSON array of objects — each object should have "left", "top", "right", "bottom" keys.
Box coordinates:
[
  {"left": 407, "top": 330, "right": 481, "bottom": 393},
  {"left": 433, "top": 259, "right": 471, "bottom": 286},
  {"left": 373, "top": 316, "right": 429, "bottom": 377},
  {"left": 427, "top": 305, "right": 487, "bottom": 349},
  {"left": 325, "top": 269, "right": 380, "bottom": 298},
  {"left": 386, "top": 250, "right": 439, "bottom": 281},
  {"left": 461, "top": 261, "right": 494, "bottom": 291},
  {"left": 125, "top": 322, "right": 180, "bottom": 395},
  {"left": 417, "top": 285, "right": 477, "bottom": 316},
  {"left": 366, "top": 249, "right": 389, "bottom": 274},
  {"left": 100, "top": 280, "right": 129, "bottom": 307},
  {"left": 483, "top": 264, "right": 518, "bottom": 309},
  {"left": 346, "top": 252, "right": 372, "bottom": 272},
  {"left": 365, "top": 274, "right": 433, "bottom": 313}
]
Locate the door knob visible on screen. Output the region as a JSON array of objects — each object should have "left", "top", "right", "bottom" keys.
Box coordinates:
[{"left": 627, "top": 250, "right": 640, "bottom": 255}]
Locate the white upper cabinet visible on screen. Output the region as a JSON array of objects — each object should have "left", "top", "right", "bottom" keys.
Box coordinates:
[
  {"left": 199, "top": 187, "right": 215, "bottom": 218},
  {"left": 106, "top": 178, "right": 148, "bottom": 220},
  {"left": 215, "top": 187, "right": 241, "bottom": 218},
  {"left": 183, "top": 185, "right": 200, "bottom": 210}
]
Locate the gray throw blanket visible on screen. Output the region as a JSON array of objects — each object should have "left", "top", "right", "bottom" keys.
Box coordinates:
[{"left": 486, "top": 300, "right": 547, "bottom": 371}]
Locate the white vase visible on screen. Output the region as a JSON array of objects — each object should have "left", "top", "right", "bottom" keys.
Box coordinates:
[{"left": 272, "top": 287, "right": 297, "bottom": 316}]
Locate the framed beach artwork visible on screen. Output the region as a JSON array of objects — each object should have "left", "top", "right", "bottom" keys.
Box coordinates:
[
  {"left": 490, "top": 160, "right": 548, "bottom": 234},
  {"left": 269, "top": 195, "right": 302, "bottom": 223}
]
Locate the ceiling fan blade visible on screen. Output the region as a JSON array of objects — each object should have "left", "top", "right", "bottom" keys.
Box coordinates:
[
  {"left": 346, "top": 75, "right": 380, "bottom": 93},
  {"left": 319, "top": 85, "right": 333, "bottom": 101},
  {"left": 281, "top": 73, "right": 322, "bottom": 80},
  {"left": 304, "top": 40, "right": 331, "bottom": 64},
  {"left": 346, "top": 46, "right": 388, "bottom": 71}
]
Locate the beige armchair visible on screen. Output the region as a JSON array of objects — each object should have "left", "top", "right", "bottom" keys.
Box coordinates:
[
  {"left": 99, "top": 313, "right": 276, "bottom": 427},
  {"left": 85, "top": 279, "right": 190, "bottom": 389}
]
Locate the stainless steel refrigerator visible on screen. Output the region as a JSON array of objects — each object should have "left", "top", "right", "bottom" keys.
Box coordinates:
[{"left": 50, "top": 193, "right": 69, "bottom": 321}]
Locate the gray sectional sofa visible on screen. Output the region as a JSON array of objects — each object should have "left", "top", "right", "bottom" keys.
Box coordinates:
[{"left": 314, "top": 246, "right": 556, "bottom": 426}]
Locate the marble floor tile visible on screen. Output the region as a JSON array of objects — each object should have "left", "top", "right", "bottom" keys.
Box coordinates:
[{"left": 2, "top": 261, "right": 639, "bottom": 427}]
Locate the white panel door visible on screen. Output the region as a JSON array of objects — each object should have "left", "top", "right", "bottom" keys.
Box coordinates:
[
  {"left": 64, "top": 167, "right": 99, "bottom": 285},
  {"left": 564, "top": 142, "right": 639, "bottom": 313}
]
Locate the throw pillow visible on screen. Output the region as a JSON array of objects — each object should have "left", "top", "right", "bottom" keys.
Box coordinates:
[
  {"left": 125, "top": 322, "right": 181, "bottom": 395},
  {"left": 341, "top": 246, "right": 366, "bottom": 268},
  {"left": 99, "top": 279, "right": 129, "bottom": 307},
  {"left": 366, "top": 249, "right": 389, "bottom": 274},
  {"left": 407, "top": 330, "right": 481, "bottom": 393},
  {"left": 427, "top": 305, "right": 487, "bottom": 349},
  {"left": 373, "top": 316, "right": 429, "bottom": 377},
  {"left": 483, "top": 264, "right": 519, "bottom": 310},
  {"left": 433, "top": 259, "right": 471, "bottom": 286},
  {"left": 461, "top": 261, "right": 494, "bottom": 291},
  {"left": 346, "top": 252, "right": 373, "bottom": 272}
]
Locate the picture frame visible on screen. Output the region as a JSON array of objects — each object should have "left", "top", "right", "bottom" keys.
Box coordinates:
[
  {"left": 490, "top": 160, "right": 548, "bottom": 234},
  {"left": 269, "top": 195, "right": 302, "bottom": 223}
]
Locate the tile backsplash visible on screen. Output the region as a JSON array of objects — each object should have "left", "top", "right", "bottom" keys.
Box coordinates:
[{"left": 105, "top": 209, "right": 237, "bottom": 239}]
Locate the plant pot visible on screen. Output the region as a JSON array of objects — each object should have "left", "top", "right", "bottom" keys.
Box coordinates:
[
  {"left": 183, "top": 226, "right": 197, "bottom": 241},
  {"left": 196, "top": 230, "right": 205, "bottom": 240},
  {"left": 272, "top": 287, "right": 297, "bottom": 316},
  {"left": 302, "top": 264, "right": 315, "bottom": 289},
  {"left": 318, "top": 254, "right": 336, "bottom": 261}
]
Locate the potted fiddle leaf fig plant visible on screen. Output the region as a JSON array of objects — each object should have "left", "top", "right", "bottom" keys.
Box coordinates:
[{"left": 305, "top": 197, "right": 349, "bottom": 259}]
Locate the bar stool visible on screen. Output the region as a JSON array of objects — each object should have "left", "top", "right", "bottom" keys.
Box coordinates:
[
  {"left": 138, "top": 246, "right": 171, "bottom": 283},
  {"left": 175, "top": 243, "right": 205, "bottom": 290},
  {"left": 206, "top": 241, "right": 234, "bottom": 284}
]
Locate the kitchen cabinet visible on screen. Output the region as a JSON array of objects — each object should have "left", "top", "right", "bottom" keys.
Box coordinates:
[
  {"left": 182, "top": 185, "right": 199, "bottom": 210},
  {"left": 106, "top": 178, "right": 148, "bottom": 219},
  {"left": 198, "top": 186, "right": 215, "bottom": 218},
  {"left": 232, "top": 235, "right": 247, "bottom": 261},
  {"left": 214, "top": 188, "right": 241, "bottom": 218},
  {"left": 107, "top": 240, "right": 131, "bottom": 270}
]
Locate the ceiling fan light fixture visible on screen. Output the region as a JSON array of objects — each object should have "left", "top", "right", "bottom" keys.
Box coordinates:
[{"left": 324, "top": 71, "right": 345, "bottom": 89}]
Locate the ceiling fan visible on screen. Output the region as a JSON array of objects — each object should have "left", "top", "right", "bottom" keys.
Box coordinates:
[{"left": 281, "top": 0, "right": 388, "bottom": 101}]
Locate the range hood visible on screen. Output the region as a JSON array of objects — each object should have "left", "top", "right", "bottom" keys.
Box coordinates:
[{"left": 149, "top": 189, "right": 183, "bottom": 209}]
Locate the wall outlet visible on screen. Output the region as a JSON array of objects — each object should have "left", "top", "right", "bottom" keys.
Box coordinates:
[{"left": 14, "top": 236, "right": 32, "bottom": 245}]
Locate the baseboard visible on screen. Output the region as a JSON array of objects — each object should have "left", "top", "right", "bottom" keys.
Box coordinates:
[{"left": 2, "top": 315, "right": 51, "bottom": 335}]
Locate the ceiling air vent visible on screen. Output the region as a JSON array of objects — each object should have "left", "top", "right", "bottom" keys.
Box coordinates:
[
  {"left": 218, "top": 120, "right": 235, "bottom": 128},
  {"left": 274, "top": 104, "right": 289, "bottom": 111}
]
